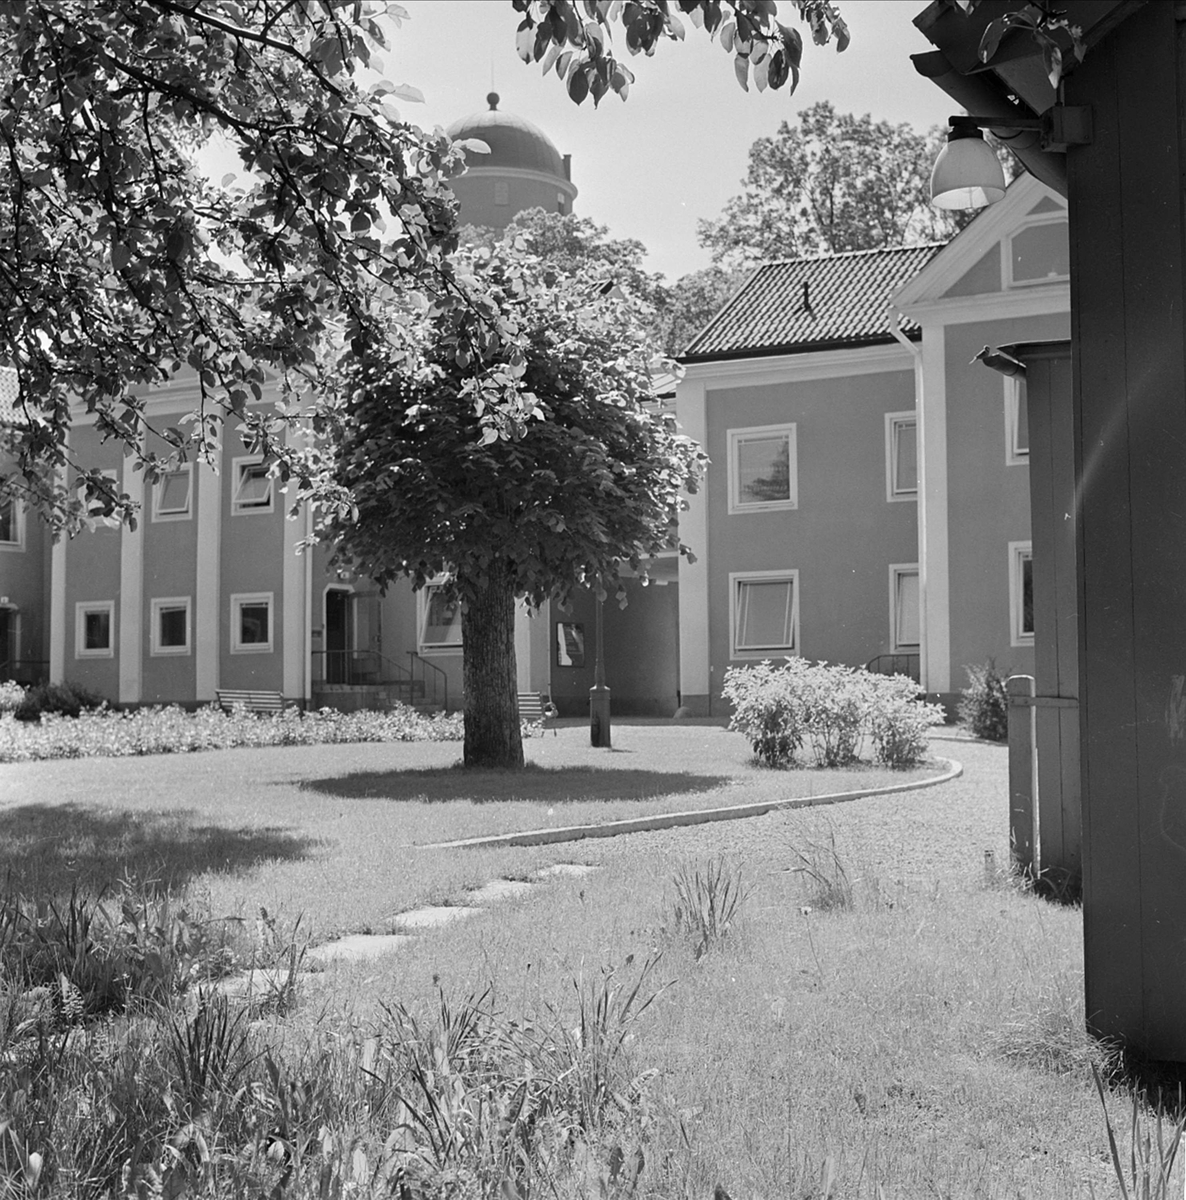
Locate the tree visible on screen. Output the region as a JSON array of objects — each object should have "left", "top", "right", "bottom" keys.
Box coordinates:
[
  {"left": 317, "top": 249, "right": 706, "bottom": 768},
  {"left": 0, "top": 0, "right": 480, "bottom": 531},
  {"left": 697, "top": 101, "right": 961, "bottom": 267},
  {"left": 514, "top": 0, "right": 850, "bottom": 105},
  {"left": 656, "top": 264, "right": 750, "bottom": 355}
]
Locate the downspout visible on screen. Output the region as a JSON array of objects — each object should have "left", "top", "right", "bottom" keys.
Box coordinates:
[{"left": 887, "top": 301, "right": 928, "bottom": 694}]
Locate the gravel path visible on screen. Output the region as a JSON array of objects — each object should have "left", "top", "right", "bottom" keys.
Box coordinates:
[{"left": 568, "top": 733, "right": 1008, "bottom": 892}]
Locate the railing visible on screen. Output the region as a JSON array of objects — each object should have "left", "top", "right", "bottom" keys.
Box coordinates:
[
  {"left": 311, "top": 649, "right": 447, "bottom": 711},
  {"left": 0, "top": 659, "right": 48, "bottom": 686},
  {"left": 864, "top": 653, "right": 920, "bottom": 683},
  {"left": 407, "top": 652, "right": 448, "bottom": 713}
]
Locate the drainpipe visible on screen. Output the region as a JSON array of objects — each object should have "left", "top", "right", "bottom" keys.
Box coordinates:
[{"left": 887, "top": 301, "right": 928, "bottom": 695}]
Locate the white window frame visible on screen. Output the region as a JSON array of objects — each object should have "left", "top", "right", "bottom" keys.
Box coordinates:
[
  {"left": 885, "top": 411, "right": 918, "bottom": 502},
  {"left": 729, "top": 570, "right": 800, "bottom": 659},
  {"left": 727, "top": 424, "right": 798, "bottom": 514},
  {"left": 888, "top": 564, "right": 921, "bottom": 652},
  {"left": 0, "top": 493, "right": 25, "bottom": 551},
  {"left": 151, "top": 596, "right": 192, "bottom": 656},
  {"left": 152, "top": 463, "right": 193, "bottom": 522},
  {"left": 75, "top": 600, "right": 115, "bottom": 659},
  {"left": 1009, "top": 541, "right": 1034, "bottom": 648},
  {"left": 418, "top": 579, "right": 463, "bottom": 655},
  {"left": 1005, "top": 376, "right": 1029, "bottom": 465},
  {"left": 1004, "top": 213, "right": 1070, "bottom": 290},
  {"left": 230, "top": 591, "right": 275, "bottom": 654},
  {"left": 231, "top": 456, "right": 275, "bottom": 515}
]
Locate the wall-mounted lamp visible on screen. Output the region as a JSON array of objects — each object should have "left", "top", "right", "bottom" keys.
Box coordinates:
[{"left": 930, "top": 108, "right": 1092, "bottom": 210}]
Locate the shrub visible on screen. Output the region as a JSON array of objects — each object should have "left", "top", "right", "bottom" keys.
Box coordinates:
[
  {"left": 723, "top": 659, "right": 940, "bottom": 769},
  {"left": 721, "top": 657, "right": 808, "bottom": 766},
  {"left": 0, "top": 680, "right": 24, "bottom": 713},
  {"left": 13, "top": 680, "right": 106, "bottom": 722},
  {"left": 869, "top": 674, "right": 946, "bottom": 768},
  {"left": 959, "top": 660, "right": 1009, "bottom": 741}
]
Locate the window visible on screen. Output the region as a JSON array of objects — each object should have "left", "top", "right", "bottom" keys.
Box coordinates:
[
  {"left": 151, "top": 597, "right": 191, "bottom": 656},
  {"left": 231, "top": 592, "right": 274, "bottom": 653},
  {"left": 889, "top": 566, "right": 920, "bottom": 650},
  {"left": 419, "top": 581, "right": 463, "bottom": 652},
  {"left": 232, "top": 458, "right": 274, "bottom": 514},
  {"left": 153, "top": 465, "right": 192, "bottom": 521},
  {"left": 75, "top": 601, "right": 114, "bottom": 658},
  {"left": 730, "top": 571, "right": 799, "bottom": 658},
  {"left": 1006, "top": 217, "right": 1070, "bottom": 287},
  {"left": 728, "top": 425, "right": 798, "bottom": 513},
  {"left": 1009, "top": 542, "right": 1034, "bottom": 647},
  {"left": 0, "top": 494, "right": 23, "bottom": 549},
  {"left": 1005, "top": 377, "right": 1029, "bottom": 464},
  {"left": 885, "top": 412, "right": 918, "bottom": 501}
]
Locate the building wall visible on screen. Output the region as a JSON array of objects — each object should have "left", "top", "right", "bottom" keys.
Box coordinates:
[
  {"left": 450, "top": 169, "right": 574, "bottom": 232},
  {"left": 942, "top": 313, "right": 1068, "bottom": 688},
  {"left": 0, "top": 468, "right": 50, "bottom": 681},
  {"left": 683, "top": 358, "right": 918, "bottom": 714}
]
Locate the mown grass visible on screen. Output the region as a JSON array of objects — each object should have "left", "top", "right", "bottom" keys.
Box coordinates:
[{"left": 0, "top": 724, "right": 945, "bottom": 941}]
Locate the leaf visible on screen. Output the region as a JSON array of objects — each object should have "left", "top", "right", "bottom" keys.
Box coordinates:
[
  {"left": 388, "top": 83, "right": 424, "bottom": 103},
  {"left": 978, "top": 15, "right": 1009, "bottom": 63},
  {"left": 733, "top": 53, "right": 748, "bottom": 92},
  {"left": 1042, "top": 38, "right": 1063, "bottom": 88},
  {"left": 719, "top": 18, "right": 735, "bottom": 53},
  {"left": 567, "top": 66, "right": 590, "bottom": 104},
  {"left": 457, "top": 138, "right": 490, "bottom": 155},
  {"left": 753, "top": 54, "right": 768, "bottom": 92},
  {"left": 515, "top": 19, "right": 535, "bottom": 63}
]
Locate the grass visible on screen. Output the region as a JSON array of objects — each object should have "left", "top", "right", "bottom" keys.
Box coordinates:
[
  {"left": 2, "top": 727, "right": 1174, "bottom": 1196},
  {"left": 0, "top": 723, "right": 945, "bottom": 942}
]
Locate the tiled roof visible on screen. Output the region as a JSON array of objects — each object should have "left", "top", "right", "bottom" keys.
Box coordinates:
[
  {"left": 0, "top": 367, "right": 17, "bottom": 425},
  {"left": 681, "top": 244, "right": 944, "bottom": 361}
]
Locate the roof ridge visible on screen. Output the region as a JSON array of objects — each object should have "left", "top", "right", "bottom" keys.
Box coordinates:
[{"left": 755, "top": 242, "right": 947, "bottom": 269}]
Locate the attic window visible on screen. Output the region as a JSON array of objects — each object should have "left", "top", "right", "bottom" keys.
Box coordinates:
[{"left": 1007, "top": 217, "right": 1069, "bottom": 287}]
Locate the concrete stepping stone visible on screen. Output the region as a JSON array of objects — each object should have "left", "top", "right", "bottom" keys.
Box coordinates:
[
  {"left": 393, "top": 904, "right": 480, "bottom": 930},
  {"left": 466, "top": 878, "right": 535, "bottom": 905},
  {"left": 305, "top": 932, "right": 415, "bottom": 964},
  {"left": 532, "top": 863, "right": 597, "bottom": 879}
]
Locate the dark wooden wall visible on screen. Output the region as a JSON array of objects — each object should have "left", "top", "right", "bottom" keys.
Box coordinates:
[{"left": 1066, "top": 2, "right": 1186, "bottom": 1059}]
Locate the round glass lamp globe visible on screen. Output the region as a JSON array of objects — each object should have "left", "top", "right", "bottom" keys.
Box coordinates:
[{"left": 930, "top": 136, "right": 1007, "bottom": 210}]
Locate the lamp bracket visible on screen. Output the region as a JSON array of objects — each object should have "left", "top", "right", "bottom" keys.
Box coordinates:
[{"left": 949, "top": 107, "right": 1092, "bottom": 152}]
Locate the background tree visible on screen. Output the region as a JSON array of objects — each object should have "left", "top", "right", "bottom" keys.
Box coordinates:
[
  {"left": 655, "top": 264, "right": 751, "bottom": 354},
  {"left": 697, "top": 101, "right": 962, "bottom": 267},
  {"left": 318, "top": 249, "right": 706, "bottom": 768}
]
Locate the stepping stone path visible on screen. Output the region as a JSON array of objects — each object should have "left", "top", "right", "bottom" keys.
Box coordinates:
[{"left": 220, "top": 862, "right": 597, "bottom": 996}]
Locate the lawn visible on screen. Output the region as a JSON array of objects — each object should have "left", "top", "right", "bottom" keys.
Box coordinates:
[
  {"left": 0, "top": 722, "right": 945, "bottom": 941},
  {"left": 0, "top": 725, "right": 1165, "bottom": 1198}
]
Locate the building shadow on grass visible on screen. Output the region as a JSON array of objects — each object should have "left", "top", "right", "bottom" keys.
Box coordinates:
[
  {"left": 0, "top": 803, "right": 319, "bottom": 897},
  {"left": 300, "top": 765, "right": 731, "bottom": 804}
]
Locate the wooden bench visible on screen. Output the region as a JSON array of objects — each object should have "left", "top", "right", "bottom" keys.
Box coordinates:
[
  {"left": 217, "top": 688, "right": 286, "bottom": 716},
  {"left": 518, "top": 691, "right": 559, "bottom": 735}
]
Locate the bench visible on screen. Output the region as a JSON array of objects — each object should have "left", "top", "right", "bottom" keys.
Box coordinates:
[
  {"left": 217, "top": 688, "right": 286, "bottom": 716},
  {"left": 518, "top": 691, "right": 559, "bottom": 735}
]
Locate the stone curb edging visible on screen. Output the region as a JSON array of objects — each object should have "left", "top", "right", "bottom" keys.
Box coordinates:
[{"left": 418, "top": 756, "right": 964, "bottom": 851}]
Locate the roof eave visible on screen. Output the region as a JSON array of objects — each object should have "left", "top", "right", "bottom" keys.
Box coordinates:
[{"left": 678, "top": 332, "right": 919, "bottom": 366}]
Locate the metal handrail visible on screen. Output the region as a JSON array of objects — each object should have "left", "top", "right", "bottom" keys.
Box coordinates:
[
  {"left": 408, "top": 651, "right": 448, "bottom": 713},
  {"left": 864, "top": 653, "right": 921, "bottom": 684}
]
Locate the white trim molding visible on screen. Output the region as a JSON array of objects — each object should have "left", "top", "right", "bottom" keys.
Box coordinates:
[
  {"left": 230, "top": 591, "right": 275, "bottom": 654},
  {"left": 74, "top": 600, "right": 115, "bottom": 659},
  {"left": 680, "top": 342, "right": 915, "bottom": 387},
  {"left": 676, "top": 376, "right": 710, "bottom": 708},
  {"left": 888, "top": 564, "right": 921, "bottom": 653},
  {"left": 1009, "top": 540, "right": 1034, "bottom": 648},
  {"left": 918, "top": 323, "right": 951, "bottom": 694},
  {"left": 727, "top": 422, "right": 798, "bottom": 514},
  {"left": 885, "top": 411, "right": 918, "bottom": 503},
  {"left": 118, "top": 454, "right": 144, "bottom": 700},
  {"left": 150, "top": 595, "right": 192, "bottom": 657}
]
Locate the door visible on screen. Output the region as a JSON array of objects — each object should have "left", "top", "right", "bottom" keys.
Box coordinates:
[{"left": 324, "top": 589, "right": 354, "bottom": 683}]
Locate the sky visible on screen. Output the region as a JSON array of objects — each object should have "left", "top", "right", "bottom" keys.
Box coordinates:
[{"left": 380, "top": 1, "right": 960, "bottom": 282}]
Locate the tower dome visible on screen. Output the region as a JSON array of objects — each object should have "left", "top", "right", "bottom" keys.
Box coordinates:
[{"left": 447, "top": 94, "right": 577, "bottom": 231}]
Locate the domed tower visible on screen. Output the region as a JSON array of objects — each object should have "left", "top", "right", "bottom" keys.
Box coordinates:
[{"left": 447, "top": 93, "right": 577, "bottom": 231}]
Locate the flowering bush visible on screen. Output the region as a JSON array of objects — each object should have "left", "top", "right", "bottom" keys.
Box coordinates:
[
  {"left": 0, "top": 702, "right": 464, "bottom": 762},
  {"left": 13, "top": 680, "right": 106, "bottom": 721},
  {"left": 722, "top": 659, "right": 944, "bottom": 769},
  {"left": 0, "top": 680, "right": 24, "bottom": 713}
]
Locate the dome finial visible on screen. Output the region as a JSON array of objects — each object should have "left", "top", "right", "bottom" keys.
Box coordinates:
[{"left": 487, "top": 91, "right": 499, "bottom": 110}]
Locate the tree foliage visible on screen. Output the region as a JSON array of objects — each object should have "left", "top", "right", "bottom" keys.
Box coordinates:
[
  {"left": 514, "top": 0, "right": 850, "bottom": 104},
  {"left": 320, "top": 248, "right": 706, "bottom": 766},
  {"left": 0, "top": 0, "right": 479, "bottom": 530},
  {"left": 698, "top": 101, "right": 961, "bottom": 267}
]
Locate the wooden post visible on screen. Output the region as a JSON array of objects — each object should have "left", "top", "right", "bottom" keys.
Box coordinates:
[{"left": 1007, "top": 674, "right": 1036, "bottom": 877}]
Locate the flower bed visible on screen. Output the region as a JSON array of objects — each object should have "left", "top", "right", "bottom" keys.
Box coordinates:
[{"left": 0, "top": 702, "right": 463, "bottom": 763}]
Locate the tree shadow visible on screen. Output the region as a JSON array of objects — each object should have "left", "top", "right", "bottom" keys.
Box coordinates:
[
  {"left": 300, "top": 765, "right": 731, "bottom": 804},
  {"left": 0, "top": 803, "right": 320, "bottom": 898}
]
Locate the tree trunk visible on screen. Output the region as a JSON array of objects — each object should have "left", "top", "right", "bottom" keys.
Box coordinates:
[{"left": 460, "top": 560, "right": 524, "bottom": 768}]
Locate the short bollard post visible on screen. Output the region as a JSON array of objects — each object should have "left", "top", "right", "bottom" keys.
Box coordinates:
[
  {"left": 589, "top": 595, "right": 611, "bottom": 748},
  {"left": 1006, "top": 674, "right": 1036, "bottom": 877}
]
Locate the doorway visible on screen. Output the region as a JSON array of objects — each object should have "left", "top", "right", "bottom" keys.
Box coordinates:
[{"left": 324, "top": 589, "right": 354, "bottom": 683}]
